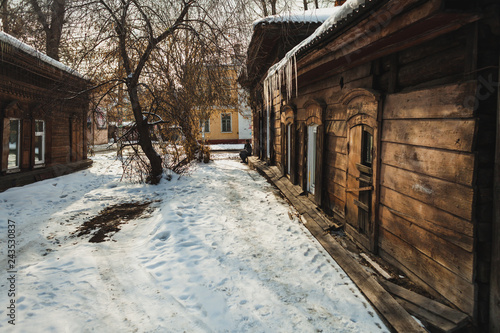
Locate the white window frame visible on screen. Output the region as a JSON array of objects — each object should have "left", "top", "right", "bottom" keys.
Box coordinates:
[
  {"left": 221, "top": 113, "right": 232, "bottom": 133},
  {"left": 8, "top": 118, "right": 21, "bottom": 170},
  {"left": 34, "top": 120, "right": 45, "bottom": 165},
  {"left": 307, "top": 124, "right": 318, "bottom": 195}
]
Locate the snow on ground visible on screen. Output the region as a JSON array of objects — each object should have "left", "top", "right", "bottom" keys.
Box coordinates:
[
  {"left": 209, "top": 144, "right": 244, "bottom": 151},
  {"left": 0, "top": 154, "right": 389, "bottom": 332}
]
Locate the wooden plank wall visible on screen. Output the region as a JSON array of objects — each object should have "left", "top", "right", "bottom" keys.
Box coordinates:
[
  {"left": 373, "top": 27, "right": 479, "bottom": 316},
  {"left": 51, "top": 113, "right": 71, "bottom": 164},
  {"left": 256, "top": 21, "right": 487, "bottom": 318},
  {"left": 271, "top": 26, "right": 478, "bottom": 316},
  {"left": 270, "top": 90, "right": 281, "bottom": 167},
  {"left": 289, "top": 62, "right": 373, "bottom": 218},
  {"left": 378, "top": 81, "right": 477, "bottom": 316}
]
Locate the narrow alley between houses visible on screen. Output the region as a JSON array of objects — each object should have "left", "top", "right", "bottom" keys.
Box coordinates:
[{"left": 0, "top": 153, "right": 388, "bottom": 332}]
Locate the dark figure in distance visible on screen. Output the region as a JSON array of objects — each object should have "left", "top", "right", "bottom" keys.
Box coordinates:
[{"left": 240, "top": 140, "right": 252, "bottom": 163}]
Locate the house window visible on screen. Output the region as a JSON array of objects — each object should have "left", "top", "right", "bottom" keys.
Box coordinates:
[
  {"left": 221, "top": 113, "right": 231, "bottom": 133},
  {"left": 8, "top": 119, "right": 20, "bottom": 169},
  {"left": 307, "top": 125, "right": 318, "bottom": 194},
  {"left": 361, "top": 128, "right": 373, "bottom": 167},
  {"left": 34, "top": 120, "right": 45, "bottom": 164},
  {"left": 200, "top": 119, "right": 210, "bottom": 133}
]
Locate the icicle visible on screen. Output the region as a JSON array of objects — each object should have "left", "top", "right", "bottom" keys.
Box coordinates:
[{"left": 294, "top": 54, "right": 298, "bottom": 98}]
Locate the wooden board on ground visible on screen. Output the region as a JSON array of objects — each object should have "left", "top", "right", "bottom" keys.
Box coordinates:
[
  {"left": 306, "top": 218, "right": 427, "bottom": 333},
  {"left": 248, "top": 156, "right": 427, "bottom": 333},
  {"left": 379, "top": 280, "right": 469, "bottom": 332}
]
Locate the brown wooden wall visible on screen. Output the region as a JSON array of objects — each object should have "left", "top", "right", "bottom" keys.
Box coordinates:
[
  {"left": 264, "top": 24, "right": 484, "bottom": 317},
  {"left": 378, "top": 81, "right": 477, "bottom": 316}
]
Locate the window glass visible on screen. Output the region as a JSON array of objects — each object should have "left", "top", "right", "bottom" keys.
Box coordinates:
[
  {"left": 361, "top": 129, "right": 373, "bottom": 167},
  {"left": 8, "top": 119, "right": 20, "bottom": 169},
  {"left": 35, "top": 120, "right": 45, "bottom": 164},
  {"left": 221, "top": 113, "right": 231, "bottom": 133}
]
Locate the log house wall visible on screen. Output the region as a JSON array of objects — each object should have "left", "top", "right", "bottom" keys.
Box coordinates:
[
  {"left": 247, "top": 1, "right": 499, "bottom": 327},
  {"left": 272, "top": 25, "right": 483, "bottom": 317},
  {"left": 0, "top": 34, "right": 90, "bottom": 190}
]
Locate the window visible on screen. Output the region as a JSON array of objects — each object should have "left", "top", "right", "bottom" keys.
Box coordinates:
[
  {"left": 34, "top": 120, "right": 45, "bottom": 164},
  {"left": 221, "top": 113, "right": 231, "bottom": 133},
  {"left": 307, "top": 125, "right": 317, "bottom": 194},
  {"left": 200, "top": 119, "right": 210, "bottom": 133},
  {"left": 8, "top": 119, "right": 20, "bottom": 169},
  {"left": 361, "top": 128, "right": 373, "bottom": 167}
]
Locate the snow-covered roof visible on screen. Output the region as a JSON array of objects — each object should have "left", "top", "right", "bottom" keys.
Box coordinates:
[
  {"left": 0, "top": 31, "right": 84, "bottom": 79},
  {"left": 253, "top": 8, "right": 336, "bottom": 28},
  {"left": 263, "top": 0, "right": 368, "bottom": 111}
]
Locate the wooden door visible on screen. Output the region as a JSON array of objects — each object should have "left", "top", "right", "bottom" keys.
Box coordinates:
[
  {"left": 342, "top": 89, "right": 380, "bottom": 253},
  {"left": 346, "top": 125, "right": 375, "bottom": 250}
]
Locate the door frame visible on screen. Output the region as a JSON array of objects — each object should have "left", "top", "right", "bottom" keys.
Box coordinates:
[
  {"left": 307, "top": 124, "right": 317, "bottom": 194},
  {"left": 302, "top": 99, "right": 325, "bottom": 206},
  {"left": 280, "top": 104, "right": 296, "bottom": 183},
  {"left": 341, "top": 89, "right": 382, "bottom": 253}
]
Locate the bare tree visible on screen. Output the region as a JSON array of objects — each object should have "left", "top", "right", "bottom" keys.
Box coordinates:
[
  {"left": 1, "top": 0, "right": 26, "bottom": 35},
  {"left": 92, "top": 0, "right": 196, "bottom": 183},
  {"left": 250, "top": 0, "right": 300, "bottom": 17},
  {"left": 72, "top": 0, "right": 243, "bottom": 183},
  {"left": 1, "top": 0, "right": 10, "bottom": 33},
  {"left": 26, "top": 0, "right": 66, "bottom": 60}
]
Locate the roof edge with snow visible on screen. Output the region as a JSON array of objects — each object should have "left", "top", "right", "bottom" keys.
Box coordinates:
[
  {"left": 253, "top": 8, "right": 338, "bottom": 29},
  {"left": 262, "top": 0, "right": 384, "bottom": 112},
  {"left": 0, "top": 31, "right": 85, "bottom": 79}
]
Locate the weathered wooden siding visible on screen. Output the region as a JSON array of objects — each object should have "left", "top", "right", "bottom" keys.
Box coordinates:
[
  {"left": 378, "top": 81, "right": 477, "bottom": 316},
  {"left": 51, "top": 114, "right": 71, "bottom": 164},
  {"left": 291, "top": 61, "right": 373, "bottom": 217},
  {"left": 279, "top": 26, "right": 479, "bottom": 316},
  {"left": 247, "top": 3, "right": 498, "bottom": 326}
]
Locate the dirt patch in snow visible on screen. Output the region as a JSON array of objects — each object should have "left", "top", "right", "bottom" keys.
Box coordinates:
[{"left": 75, "top": 201, "right": 154, "bottom": 243}]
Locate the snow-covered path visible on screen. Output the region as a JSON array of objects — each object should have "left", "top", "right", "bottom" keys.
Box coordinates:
[{"left": 0, "top": 154, "right": 388, "bottom": 332}]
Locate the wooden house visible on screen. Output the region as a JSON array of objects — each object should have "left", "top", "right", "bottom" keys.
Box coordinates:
[
  {"left": 0, "top": 32, "right": 91, "bottom": 191},
  {"left": 244, "top": 0, "right": 500, "bottom": 330}
]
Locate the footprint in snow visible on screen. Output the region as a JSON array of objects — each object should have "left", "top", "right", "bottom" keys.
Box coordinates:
[{"left": 155, "top": 231, "right": 171, "bottom": 241}]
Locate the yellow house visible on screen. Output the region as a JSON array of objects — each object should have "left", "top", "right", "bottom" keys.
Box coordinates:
[
  {"left": 200, "top": 108, "right": 240, "bottom": 144},
  {"left": 199, "top": 65, "right": 251, "bottom": 144}
]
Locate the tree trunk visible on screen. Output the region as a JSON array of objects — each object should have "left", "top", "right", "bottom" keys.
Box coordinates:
[
  {"left": 128, "top": 85, "right": 163, "bottom": 184},
  {"left": 1, "top": 0, "right": 10, "bottom": 33},
  {"left": 260, "top": 0, "right": 268, "bottom": 16},
  {"left": 303, "top": 0, "right": 308, "bottom": 10},
  {"left": 28, "top": 0, "right": 66, "bottom": 61},
  {"left": 270, "top": 0, "right": 277, "bottom": 15},
  {"left": 46, "top": 0, "right": 65, "bottom": 61},
  {"left": 46, "top": 29, "right": 62, "bottom": 61}
]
